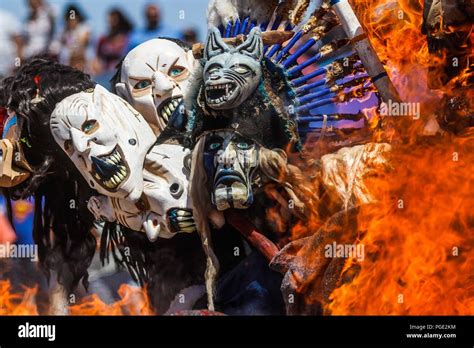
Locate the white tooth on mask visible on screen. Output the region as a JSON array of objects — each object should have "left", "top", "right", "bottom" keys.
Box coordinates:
[
  {"left": 142, "top": 218, "right": 161, "bottom": 242},
  {"left": 178, "top": 221, "right": 194, "bottom": 228},
  {"left": 202, "top": 28, "right": 263, "bottom": 110},
  {"left": 180, "top": 226, "right": 195, "bottom": 233}
]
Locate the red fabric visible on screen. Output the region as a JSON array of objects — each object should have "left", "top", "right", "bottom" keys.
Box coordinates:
[
  {"left": 33, "top": 74, "right": 41, "bottom": 87},
  {"left": 0, "top": 107, "right": 7, "bottom": 136}
]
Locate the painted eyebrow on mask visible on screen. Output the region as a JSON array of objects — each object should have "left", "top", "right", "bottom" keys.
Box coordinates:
[
  {"left": 129, "top": 76, "right": 150, "bottom": 81},
  {"left": 50, "top": 114, "right": 74, "bottom": 140},
  {"left": 166, "top": 57, "right": 180, "bottom": 71},
  {"left": 145, "top": 62, "right": 156, "bottom": 72}
]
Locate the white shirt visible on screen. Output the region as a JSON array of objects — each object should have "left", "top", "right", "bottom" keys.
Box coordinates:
[
  {"left": 23, "top": 6, "right": 55, "bottom": 59},
  {"left": 0, "top": 10, "right": 21, "bottom": 76}
]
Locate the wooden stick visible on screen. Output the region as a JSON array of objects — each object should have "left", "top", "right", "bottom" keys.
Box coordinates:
[
  {"left": 330, "top": 0, "right": 401, "bottom": 103},
  {"left": 192, "top": 31, "right": 294, "bottom": 59},
  {"left": 225, "top": 210, "right": 279, "bottom": 262}
]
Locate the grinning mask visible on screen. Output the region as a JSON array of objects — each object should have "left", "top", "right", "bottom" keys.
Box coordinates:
[
  {"left": 203, "top": 131, "right": 259, "bottom": 210},
  {"left": 203, "top": 26, "right": 263, "bottom": 110},
  {"left": 50, "top": 85, "right": 156, "bottom": 202},
  {"left": 88, "top": 142, "right": 195, "bottom": 241},
  {"left": 144, "top": 143, "right": 195, "bottom": 237},
  {"left": 115, "top": 39, "right": 196, "bottom": 134}
]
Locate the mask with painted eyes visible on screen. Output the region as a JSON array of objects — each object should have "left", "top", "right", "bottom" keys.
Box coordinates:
[
  {"left": 115, "top": 39, "right": 196, "bottom": 135},
  {"left": 87, "top": 142, "right": 196, "bottom": 241},
  {"left": 203, "top": 26, "right": 263, "bottom": 110},
  {"left": 203, "top": 131, "right": 259, "bottom": 210},
  {"left": 143, "top": 143, "right": 195, "bottom": 236},
  {"left": 50, "top": 85, "right": 156, "bottom": 202}
]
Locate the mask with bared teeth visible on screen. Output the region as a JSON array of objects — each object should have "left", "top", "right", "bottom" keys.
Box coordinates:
[
  {"left": 50, "top": 85, "right": 156, "bottom": 202},
  {"left": 114, "top": 39, "right": 196, "bottom": 135}
]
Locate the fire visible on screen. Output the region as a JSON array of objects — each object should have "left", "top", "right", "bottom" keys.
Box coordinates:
[
  {"left": 351, "top": 0, "right": 438, "bottom": 98},
  {"left": 352, "top": 0, "right": 472, "bottom": 102},
  {"left": 326, "top": 134, "right": 474, "bottom": 315},
  {"left": 317, "top": 0, "right": 474, "bottom": 314},
  {"left": 69, "top": 284, "right": 154, "bottom": 315},
  {"left": 0, "top": 280, "right": 154, "bottom": 315},
  {"left": 0, "top": 280, "right": 38, "bottom": 315}
]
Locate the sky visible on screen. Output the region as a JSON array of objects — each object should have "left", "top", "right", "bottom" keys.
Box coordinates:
[{"left": 0, "top": 0, "right": 210, "bottom": 41}]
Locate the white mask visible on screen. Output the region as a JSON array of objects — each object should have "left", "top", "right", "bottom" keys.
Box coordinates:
[
  {"left": 87, "top": 143, "right": 195, "bottom": 241},
  {"left": 50, "top": 85, "right": 156, "bottom": 202},
  {"left": 142, "top": 143, "right": 195, "bottom": 239},
  {"left": 115, "top": 39, "right": 196, "bottom": 135}
]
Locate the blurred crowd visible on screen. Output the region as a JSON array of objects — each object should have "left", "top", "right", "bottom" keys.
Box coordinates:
[{"left": 0, "top": 0, "right": 199, "bottom": 81}]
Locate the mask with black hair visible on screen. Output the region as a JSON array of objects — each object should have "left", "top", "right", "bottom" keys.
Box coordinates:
[{"left": 6, "top": 58, "right": 98, "bottom": 291}]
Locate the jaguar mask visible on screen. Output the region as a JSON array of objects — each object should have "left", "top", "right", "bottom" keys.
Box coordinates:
[{"left": 203, "top": 26, "right": 263, "bottom": 110}]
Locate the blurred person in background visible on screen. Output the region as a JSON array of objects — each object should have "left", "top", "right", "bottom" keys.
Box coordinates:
[
  {"left": 22, "top": 0, "right": 55, "bottom": 59},
  {"left": 127, "top": 3, "right": 181, "bottom": 51},
  {"left": 92, "top": 8, "right": 133, "bottom": 79},
  {"left": 182, "top": 28, "right": 199, "bottom": 46},
  {"left": 50, "top": 4, "right": 91, "bottom": 71},
  {"left": 0, "top": 10, "right": 22, "bottom": 78}
]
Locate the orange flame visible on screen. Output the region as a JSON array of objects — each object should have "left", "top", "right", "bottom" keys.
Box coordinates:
[
  {"left": 0, "top": 280, "right": 154, "bottom": 315},
  {"left": 326, "top": 135, "right": 474, "bottom": 315},
  {"left": 312, "top": 0, "right": 474, "bottom": 314},
  {"left": 0, "top": 280, "right": 38, "bottom": 315},
  {"left": 69, "top": 284, "right": 154, "bottom": 315}
]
